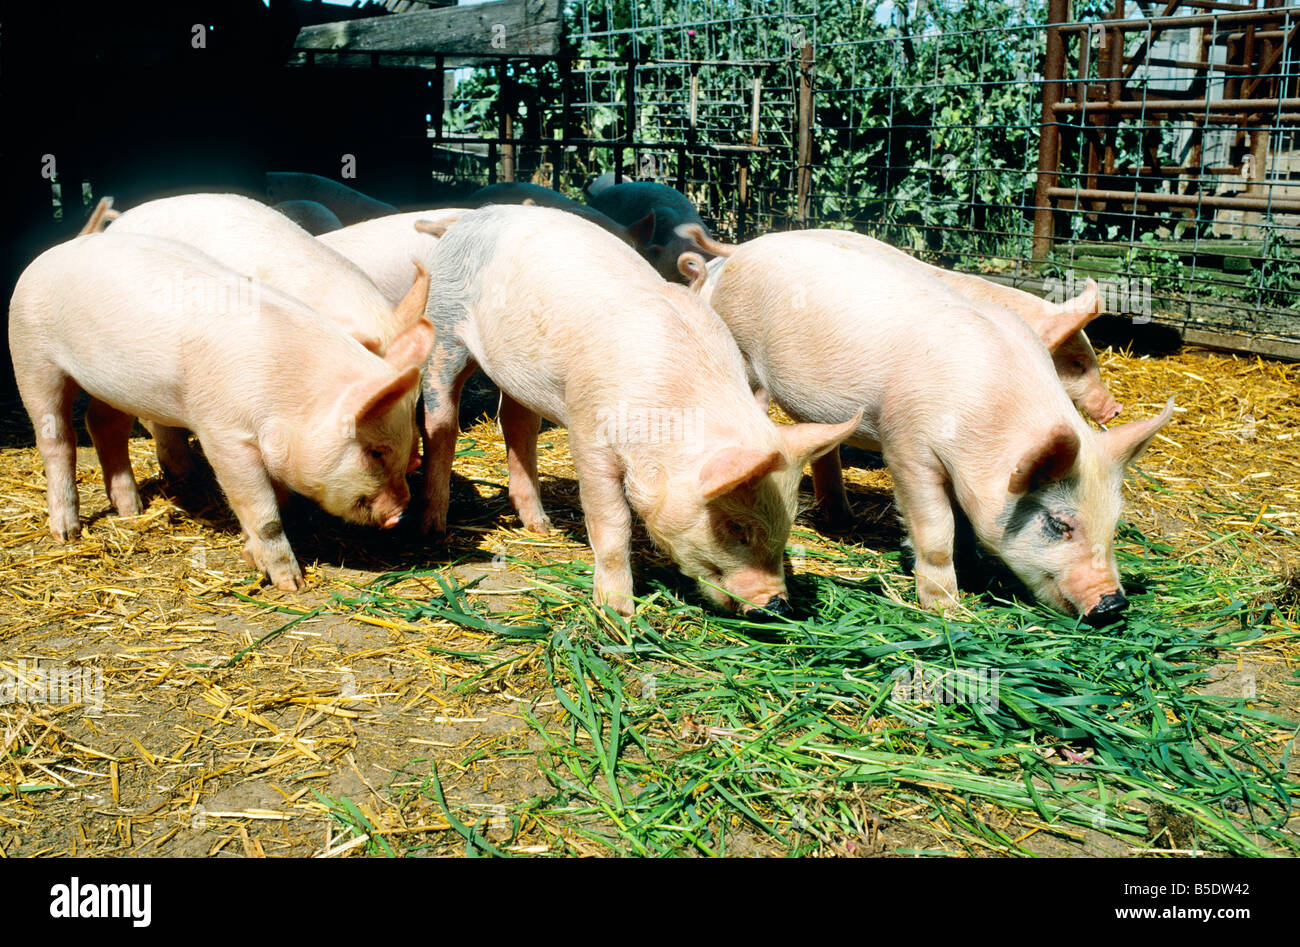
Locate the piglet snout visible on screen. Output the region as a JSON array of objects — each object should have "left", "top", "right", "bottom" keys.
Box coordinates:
[
  {"left": 1083, "top": 590, "right": 1127, "bottom": 626},
  {"left": 743, "top": 594, "right": 792, "bottom": 621}
]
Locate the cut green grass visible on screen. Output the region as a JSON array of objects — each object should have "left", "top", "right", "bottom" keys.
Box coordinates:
[{"left": 326, "top": 524, "right": 1300, "bottom": 857}]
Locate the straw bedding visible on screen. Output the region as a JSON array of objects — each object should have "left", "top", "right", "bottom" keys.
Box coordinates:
[{"left": 0, "top": 345, "right": 1296, "bottom": 856}]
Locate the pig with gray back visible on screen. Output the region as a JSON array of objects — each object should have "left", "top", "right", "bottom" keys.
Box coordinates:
[
  {"left": 465, "top": 182, "right": 655, "bottom": 249},
  {"left": 412, "top": 205, "right": 858, "bottom": 616},
  {"left": 588, "top": 181, "right": 735, "bottom": 283},
  {"left": 273, "top": 199, "right": 343, "bottom": 235},
  {"left": 104, "top": 193, "right": 431, "bottom": 479},
  {"left": 8, "top": 231, "right": 433, "bottom": 589},
  {"left": 801, "top": 230, "right": 1122, "bottom": 424},
  {"left": 265, "top": 172, "right": 397, "bottom": 226},
  {"left": 691, "top": 233, "right": 1173, "bottom": 624},
  {"left": 583, "top": 171, "right": 624, "bottom": 199}
]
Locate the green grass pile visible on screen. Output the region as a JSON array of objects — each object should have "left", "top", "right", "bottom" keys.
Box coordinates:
[{"left": 329, "top": 524, "right": 1299, "bottom": 857}]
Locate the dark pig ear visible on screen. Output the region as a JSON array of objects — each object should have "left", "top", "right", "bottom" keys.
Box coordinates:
[
  {"left": 677, "top": 223, "right": 738, "bottom": 258},
  {"left": 698, "top": 447, "right": 784, "bottom": 500},
  {"left": 677, "top": 251, "right": 708, "bottom": 292},
  {"left": 1008, "top": 424, "right": 1081, "bottom": 494},
  {"left": 625, "top": 210, "right": 657, "bottom": 248},
  {"left": 1100, "top": 398, "right": 1174, "bottom": 467}
]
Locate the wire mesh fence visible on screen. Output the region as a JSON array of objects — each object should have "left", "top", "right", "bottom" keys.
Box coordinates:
[{"left": 429, "top": 1, "right": 1300, "bottom": 353}]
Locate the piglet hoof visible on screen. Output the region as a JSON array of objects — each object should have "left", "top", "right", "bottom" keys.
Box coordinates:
[
  {"left": 420, "top": 507, "right": 448, "bottom": 538},
  {"left": 818, "top": 498, "right": 855, "bottom": 531},
  {"left": 593, "top": 584, "right": 634, "bottom": 617},
  {"left": 272, "top": 568, "right": 304, "bottom": 592},
  {"left": 49, "top": 520, "right": 81, "bottom": 543},
  {"left": 114, "top": 494, "right": 144, "bottom": 518},
  {"left": 916, "top": 579, "right": 961, "bottom": 616},
  {"left": 520, "top": 511, "right": 553, "bottom": 535},
  {"left": 262, "top": 552, "right": 304, "bottom": 592}
]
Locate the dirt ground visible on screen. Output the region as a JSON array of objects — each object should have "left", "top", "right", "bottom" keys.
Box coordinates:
[{"left": 1, "top": 348, "right": 1297, "bottom": 857}]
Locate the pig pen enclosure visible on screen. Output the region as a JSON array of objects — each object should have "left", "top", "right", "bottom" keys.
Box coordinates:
[{"left": 0, "top": 0, "right": 1298, "bottom": 859}]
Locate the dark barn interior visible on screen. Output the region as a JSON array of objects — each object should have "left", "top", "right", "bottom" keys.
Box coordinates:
[{"left": 1, "top": 0, "right": 443, "bottom": 394}]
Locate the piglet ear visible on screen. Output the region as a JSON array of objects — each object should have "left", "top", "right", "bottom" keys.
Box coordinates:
[
  {"left": 1008, "top": 424, "right": 1080, "bottom": 494},
  {"left": 1038, "top": 279, "right": 1102, "bottom": 351},
  {"left": 1099, "top": 397, "right": 1174, "bottom": 468},
  {"left": 414, "top": 215, "right": 459, "bottom": 238},
  {"left": 79, "top": 196, "right": 117, "bottom": 236},
  {"left": 699, "top": 447, "right": 783, "bottom": 500},
  {"left": 383, "top": 316, "right": 434, "bottom": 373},
  {"left": 677, "top": 223, "right": 738, "bottom": 258},
  {"left": 349, "top": 366, "right": 421, "bottom": 431},
  {"left": 778, "top": 411, "right": 862, "bottom": 467},
  {"left": 677, "top": 251, "right": 708, "bottom": 292},
  {"left": 391, "top": 260, "right": 430, "bottom": 332},
  {"left": 352, "top": 332, "right": 385, "bottom": 355},
  {"left": 625, "top": 210, "right": 656, "bottom": 248}
]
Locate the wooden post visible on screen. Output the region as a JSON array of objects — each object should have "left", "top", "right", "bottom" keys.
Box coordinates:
[
  {"left": 738, "top": 75, "right": 762, "bottom": 239},
  {"left": 1103, "top": 0, "right": 1124, "bottom": 180},
  {"left": 795, "top": 42, "right": 814, "bottom": 228},
  {"left": 619, "top": 51, "right": 636, "bottom": 185},
  {"left": 433, "top": 54, "right": 446, "bottom": 143},
  {"left": 555, "top": 56, "right": 571, "bottom": 192},
  {"left": 1033, "top": 0, "right": 1070, "bottom": 261},
  {"left": 1184, "top": 28, "right": 1210, "bottom": 201},
  {"left": 1242, "top": 24, "right": 1277, "bottom": 235},
  {"left": 677, "top": 62, "right": 699, "bottom": 194},
  {"left": 499, "top": 59, "right": 516, "bottom": 183}
]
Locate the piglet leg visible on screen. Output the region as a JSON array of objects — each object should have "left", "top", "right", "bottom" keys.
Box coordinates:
[
  {"left": 811, "top": 447, "right": 854, "bottom": 526},
  {"left": 202, "top": 437, "right": 303, "bottom": 591},
  {"left": 419, "top": 347, "right": 475, "bottom": 536},
  {"left": 17, "top": 366, "right": 82, "bottom": 541},
  {"left": 86, "top": 398, "right": 143, "bottom": 517},
  {"left": 889, "top": 454, "right": 959, "bottom": 612},
  {"left": 499, "top": 392, "right": 552, "bottom": 534},
  {"left": 573, "top": 447, "right": 634, "bottom": 615},
  {"left": 146, "top": 421, "right": 198, "bottom": 480}
]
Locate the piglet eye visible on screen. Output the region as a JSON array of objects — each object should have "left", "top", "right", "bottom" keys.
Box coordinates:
[
  {"left": 367, "top": 447, "right": 387, "bottom": 463},
  {"left": 1045, "top": 515, "right": 1073, "bottom": 540},
  {"left": 727, "top": 521, "right": 749, "bottom": 545}
]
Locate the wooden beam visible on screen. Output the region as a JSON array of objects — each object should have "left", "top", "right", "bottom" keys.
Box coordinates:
[
  {"left": 295, "top": 0, "right": 561, "bottom": 58},
  {"left": 1183, "top": 328, "right": 1300, "bottom": 362},
  {"left": 978, "top": 273, "right": 1300, "bottom": 360}
]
